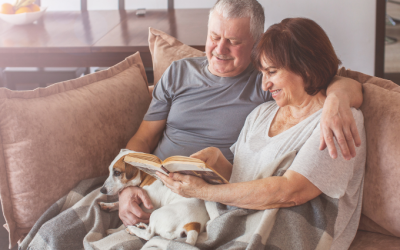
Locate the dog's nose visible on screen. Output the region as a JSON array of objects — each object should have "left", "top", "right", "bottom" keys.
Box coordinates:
[{"left": 100, "top": 187, "right": 107, "bottom": 194}]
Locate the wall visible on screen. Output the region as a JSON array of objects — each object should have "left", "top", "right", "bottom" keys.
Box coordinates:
[{"left": 1, "top": 0, "right": 376, "bottom": 75}]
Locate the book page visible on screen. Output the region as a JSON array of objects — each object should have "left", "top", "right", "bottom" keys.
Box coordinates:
[
  {"left": 163, "top": 161, "right": 208, "bottom": 172},
  {"left": 163, "top": 156, "right": 205, "bottom": 165},
  {"left": 163, "top": 161, "right": 229, "bottom": 184},
  {"left": 126, "top": 153, "right": 162, "bottom": 164},
  {"left": 124, "top": 157, "right": 168, "bottom": 179},
  {"left": 173, "top": 170, "right": 229, "bottom": 184}
]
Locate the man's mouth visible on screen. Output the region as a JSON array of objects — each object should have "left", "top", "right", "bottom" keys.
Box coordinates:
[{"left": 212, "top": 52, "right": 234, "bottom": 61}]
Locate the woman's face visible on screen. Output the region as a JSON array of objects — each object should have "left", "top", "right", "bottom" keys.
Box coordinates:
[{"left": 260, "top": 57, "right": 307, "bottom": 107}]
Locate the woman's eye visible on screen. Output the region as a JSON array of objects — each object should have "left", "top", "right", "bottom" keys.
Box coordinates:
[
  {"left": 269, "top": 71, "right": 276, "bottom": 75},
  {"left": 114, "top": 171, "right": 121, "bottom": 177}
]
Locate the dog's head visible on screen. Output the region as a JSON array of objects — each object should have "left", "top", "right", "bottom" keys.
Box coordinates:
[{"left": 100, "top": 155, "right": 143, "bottom": 195}]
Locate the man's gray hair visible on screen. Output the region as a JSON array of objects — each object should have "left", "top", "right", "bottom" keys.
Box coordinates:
[{"left": 209, "top": 0, "right": 265, "bottom": 41}]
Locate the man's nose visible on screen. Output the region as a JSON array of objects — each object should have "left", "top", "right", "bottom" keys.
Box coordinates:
[{"left": 215, "top": 39, "right": 229, "bottom": 54}]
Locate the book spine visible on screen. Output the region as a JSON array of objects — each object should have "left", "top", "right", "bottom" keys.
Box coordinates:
[{"left": 161, "top": 165, "right": 170, "bottom": 174}]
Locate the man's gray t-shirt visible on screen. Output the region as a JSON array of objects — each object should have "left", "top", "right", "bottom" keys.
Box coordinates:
[
  {"left": 230, "top": 101, "right": 366, "bottom": 250},
  {"left": 144, "top": 57, "right": 271, "bottom": 162}
]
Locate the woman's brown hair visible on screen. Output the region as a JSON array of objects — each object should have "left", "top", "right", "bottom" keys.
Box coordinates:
[{"left": 252, "top": 18, "right": 341, "bottom": 95}]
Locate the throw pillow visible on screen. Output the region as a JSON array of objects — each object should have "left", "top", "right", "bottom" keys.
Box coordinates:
[{"left": 0, "top": 52, "right": 151, "bottom": 247}]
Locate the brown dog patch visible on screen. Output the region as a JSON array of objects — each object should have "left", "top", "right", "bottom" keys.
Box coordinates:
[
  {"left": 139, "top": 172, "right": 157, "bottom": 187},
  {"left": 183, "top": 222, "right": 201, "bottom": 234}
]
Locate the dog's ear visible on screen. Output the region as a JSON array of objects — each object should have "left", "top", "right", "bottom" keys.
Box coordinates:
[{"left": 125, "top": 163, "right": 139, "bottom": 180}]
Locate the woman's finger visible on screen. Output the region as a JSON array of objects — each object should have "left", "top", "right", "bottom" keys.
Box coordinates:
[{"left": 156, "top": 172, "right": 178, "bottom": 191}]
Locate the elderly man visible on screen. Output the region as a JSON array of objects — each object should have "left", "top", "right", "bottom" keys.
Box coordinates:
[{"left": 119, "top": 0, "right": 363, "bottom": 227}]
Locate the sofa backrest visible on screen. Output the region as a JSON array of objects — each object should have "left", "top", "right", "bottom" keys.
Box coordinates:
[
  {"left": 338, "top": 67, "right": 400, "bottom": 238},
  {"left": 0, "top": 52, "right": 151, "bottom": 247}
]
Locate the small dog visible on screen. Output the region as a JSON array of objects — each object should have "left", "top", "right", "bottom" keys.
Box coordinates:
[{"left": 99, "top": 150, "right": 210, "bottom": 245}]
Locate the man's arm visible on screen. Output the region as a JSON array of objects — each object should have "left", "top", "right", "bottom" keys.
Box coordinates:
[
  {"left": 126, "top": 119, "right": 167, "bottom": 153},
  {"left": 322, "top": 75, "right": 363, "bottom": 160},
  {"left": 119, "top": 119, "right": 166, "bottom": 226}
]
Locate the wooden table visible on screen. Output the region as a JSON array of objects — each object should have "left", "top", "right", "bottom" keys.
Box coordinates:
[{"left": 0, "top": 9, "right": 209, "bottom": 68}]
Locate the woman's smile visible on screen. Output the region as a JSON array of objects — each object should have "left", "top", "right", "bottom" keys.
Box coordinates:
[{"left": 270, "top": 89, "right": 282, "bottom": 98}]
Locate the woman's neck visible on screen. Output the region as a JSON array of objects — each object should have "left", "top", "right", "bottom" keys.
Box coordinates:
[{"left": 282, "top": 91, "right": 326, "bottom": 122}]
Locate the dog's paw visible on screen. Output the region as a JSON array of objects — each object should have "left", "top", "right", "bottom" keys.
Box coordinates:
[
  {"left": 125, "top": 226, "right": 137, "bottom": 236},
  {"left": 98, "top": 202, "right": 112, "bottom": 212},
  {"left": 136, "top": 222, "right": 148, "bottom": 229},
  {"left": 98, "top": 201, "right": 118, "bottom": 212}
]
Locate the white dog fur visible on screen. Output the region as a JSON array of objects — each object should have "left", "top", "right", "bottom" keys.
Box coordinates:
[{"left": 99, "top": 149, "right": 210, "bottom": 246}]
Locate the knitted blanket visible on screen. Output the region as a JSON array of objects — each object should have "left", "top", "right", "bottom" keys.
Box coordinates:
[{"left": 20, "top": 151, "right": 338, "bottom": 250}]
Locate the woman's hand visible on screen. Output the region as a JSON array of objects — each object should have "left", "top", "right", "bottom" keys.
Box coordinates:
[
  {"left": 190, "top": 147, "right": 233, "bottom": 180},
  {"left": 190, "top": 147, "right": 221, "bottom": 169},
  {"left": 156, "top": 172, "right": 209, "bottom": 199}
]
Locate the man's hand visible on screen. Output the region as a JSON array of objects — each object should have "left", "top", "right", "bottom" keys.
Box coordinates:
[
  {"left": 320, "top": 93, "right": 362, "bottom": 160},
  {"left": 118, "top": 186, "right": 153, "bottom": 226}
]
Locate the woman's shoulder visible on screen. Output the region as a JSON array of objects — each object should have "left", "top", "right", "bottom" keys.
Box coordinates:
[
  {"left": 350, "top": 108, "right": 364, "bottom": 122},
  {"left": 245, "top": 101, "right": 278, "bottom": 125}
]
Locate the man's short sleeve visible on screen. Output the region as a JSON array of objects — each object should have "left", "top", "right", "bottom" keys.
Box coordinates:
[
  {"left": 144, "top": 64, "right": 175, "bottom": 121},
  {"left": 288, "top": 109, "right": 366, "bottom": 199}
]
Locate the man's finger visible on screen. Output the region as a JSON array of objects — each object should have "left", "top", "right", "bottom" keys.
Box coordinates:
[
  {"left": 343, "top": 127, "right": 356, "bottom": 158},
  {"left": 333, "top": 128, "right": 351, "bottom": 160},
  {"left": 122, "top": 212, "right": 149, "bottom": 226},
  {"left": 322, "top": 126, "right": 338, "bottom": 159},
  {"left": 350, "top": 122, "right": 361, "bottom": 147},
  {"left": 130, "top": 200, "right": 151, "bottom": 220},
  {"left": 319, "top": 125, "right": 327, "bottom": 150},
  {"left": 120, "top": 211, "right": 137, "bottom": 226},
  {"left": 137, "top": 189, "right": 153, "bottom": 210}
]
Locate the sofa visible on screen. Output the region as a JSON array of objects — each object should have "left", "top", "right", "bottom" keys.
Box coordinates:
[{"left": 0, "top": 28, "right": 399, "bottom": 249}]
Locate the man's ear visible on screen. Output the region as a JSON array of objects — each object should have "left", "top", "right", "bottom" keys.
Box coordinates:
[{"left": 125, "top": 163, "right": 139, "bottom": 180}]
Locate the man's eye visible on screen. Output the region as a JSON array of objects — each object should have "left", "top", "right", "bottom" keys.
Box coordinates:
[
  {"left": 211, "top": 36, "right": 220, "bottom": 41},
  {"left": 114, "top": 171, "right": 121, "bottom": 177}
]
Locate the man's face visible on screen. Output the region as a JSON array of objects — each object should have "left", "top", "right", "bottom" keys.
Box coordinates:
[{"left": 206, "top": 11, "right": 255, "bottom": 77}]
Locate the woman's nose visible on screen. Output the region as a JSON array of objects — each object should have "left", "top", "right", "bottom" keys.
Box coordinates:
[{"left": 262, "top": 81, "right": 273, "bottom": 92}]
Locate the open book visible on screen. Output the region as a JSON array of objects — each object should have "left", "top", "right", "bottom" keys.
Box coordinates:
[{"left": 123, "top": 153, "right": 229, "bottom": 185}]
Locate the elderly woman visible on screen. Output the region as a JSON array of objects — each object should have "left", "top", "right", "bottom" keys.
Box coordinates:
[{"left": 158, "top": 18, "right": 366, "bottom": 250}]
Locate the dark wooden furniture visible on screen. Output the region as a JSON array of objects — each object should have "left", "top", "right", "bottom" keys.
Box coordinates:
[{"left": 0, "top": 9, "right": 209, "bottom": 69}]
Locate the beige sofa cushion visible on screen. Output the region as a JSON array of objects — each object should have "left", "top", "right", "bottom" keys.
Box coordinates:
[
  {"left": 0, "top": 52, "right": 151, "bottom": 247},
  {"left": 338, "top": 68, "right": 400, "bottom": 238},
  {"left": 349, "top": 230, "right": 400, "bottom": 250},
  {"left": 148, "top": 27, "right": 206, "bottom": 85}
]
